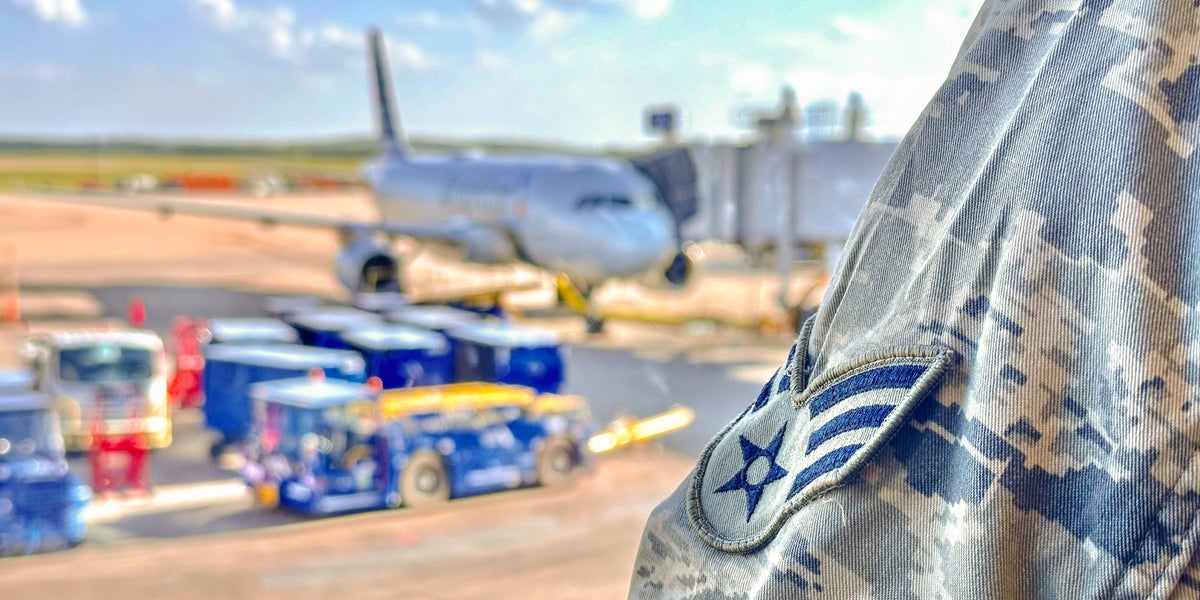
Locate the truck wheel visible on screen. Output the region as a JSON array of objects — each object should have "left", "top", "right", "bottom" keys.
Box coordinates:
[
  {"left": 400, "top": 451, "right": 450, "bottom": 508},
  {"left": 537, "top": 437, "right": 577, "bottom": 487}
]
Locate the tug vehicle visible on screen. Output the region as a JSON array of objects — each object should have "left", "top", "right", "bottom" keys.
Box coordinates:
[
  {"left": 0, "top": 385, "right": 91, "bottom": 554},
  {"left": 241, "top": 377, "right": 591, "bottom": 515}
]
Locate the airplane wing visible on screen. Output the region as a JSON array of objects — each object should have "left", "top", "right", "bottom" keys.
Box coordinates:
[{"left": 17, "top": 186, "right": 462, "bottom": 240}]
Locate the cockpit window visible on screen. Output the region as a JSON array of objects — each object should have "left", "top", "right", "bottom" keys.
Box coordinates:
[
  {"left": 576, "top": 195, "right": 637, "bottom": 211},
  {"left": 58, "top": 345, "right": 155, "bottom": 383}
]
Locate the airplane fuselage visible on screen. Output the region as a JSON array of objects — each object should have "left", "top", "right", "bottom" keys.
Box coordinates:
[{"left": 363, "top": 153, "right": 678, "bottom": 287}]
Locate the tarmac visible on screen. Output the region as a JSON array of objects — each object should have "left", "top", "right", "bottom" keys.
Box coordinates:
[
  {"left": 0, "top": 451, "right": 694, "bottom": 599},
  {"left": 0, "top": 190, "right": 809, "bottom": 598}
]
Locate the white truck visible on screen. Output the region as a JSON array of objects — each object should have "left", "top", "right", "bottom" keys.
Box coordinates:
[{"left": 23, "top": 330, "right": 171, "bottom": 451}]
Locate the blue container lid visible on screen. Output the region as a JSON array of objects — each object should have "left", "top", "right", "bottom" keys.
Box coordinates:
[
  {"left": 203, "top": 343, "right": 365, "bottom": 375},
  {"left": 385, "top": 306, "right": 482, "bottom": 331},
  {"left": 263, "top": 295, "right": 323, "bottom": 316},
  {"left": 0, "top": 392, "right": 49, "bottom": 412},
  {"left": 250, "top": 377, "right": 375, "bottom": 409},
  {"left": 0, "top": 369, "right": 33, "bottom": 394},
  {"left": 207, "top": 318, "right": 299, "bottom": 344},
  {"left": 352, "top": 292, "right": 412, "bottom": 313},
  {"left": 340, "top": 324, "right": 449, "bottom": 352},
  {"left": 449, "top": 322, "right": 561, "bottom": 348},
  {"left": 287, "top": 307, "right": 382, "bottom": 332}
]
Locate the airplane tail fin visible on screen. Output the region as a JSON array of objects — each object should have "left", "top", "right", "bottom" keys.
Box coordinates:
[{"left": 367, "top": 27, "right": 405, "bottom": 157}]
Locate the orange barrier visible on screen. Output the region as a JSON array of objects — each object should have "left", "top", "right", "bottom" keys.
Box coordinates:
[{"left": 1, "top": 293, "right": 17, "bottom": 323}]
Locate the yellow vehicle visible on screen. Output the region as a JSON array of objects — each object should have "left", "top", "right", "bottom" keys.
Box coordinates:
[{"left": 23, "top": 330, "right": 172, "bottom": 450}]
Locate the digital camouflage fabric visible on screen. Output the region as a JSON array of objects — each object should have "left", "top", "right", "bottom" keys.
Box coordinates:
[{"left": 631, "top": 0, "right": 1200, "bottom": 597}]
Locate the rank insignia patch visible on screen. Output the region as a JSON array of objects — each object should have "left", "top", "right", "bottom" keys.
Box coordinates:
[{"left": 688, "top": 346, "right": 953, "bottom": 553}]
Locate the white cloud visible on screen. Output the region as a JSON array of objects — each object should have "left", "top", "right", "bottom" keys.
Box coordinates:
[
  {"left": 549, "top": 49, "right": 572, "bottom": 65},
  {"left": 472, "top": 0, "right": 542, "bottom": 29},
  {"left": 188, "top": 0, "right": 437, "bottom": 71},
  {"left": 759, "top": 31, "right": 818, "bottom": 55},
  {"left": 730, "top": 63, "right": 777, "bottom": 96},
  {"left": 189, "top": 0, "right": 297, "bottom": 57},
  {"left": 390, "top": 40, "right": 437, "bottom": 71},
  {"left": 7, "top": 0, "right": 86, "bottom": 26},
  {"left": 315, "top": 24, "right": 360, "bottom": 51},
  {"left": 396, "top": 9, "right": 449, "bottom": 30},
  {"left": 470, "top": 0, "right": 670, "bottom": 40},
  {"left": 528, "top": 8, "right": 582, "bottom": 41},
  {"left": 602, "top": 0, "right": 671, "bottom": 21},
  {"left": 828, "top": 15, "right": 889, "bottom": 45},
  {"left": 783, "top": 67, "right": 837, "bottom": 100},
  {"left": 478, "top": 49, "right": 511, "bottom": 70},
  {"left": 26, "top": 62, "right": 73, "bottom": 83},
  {"left": 191, "top": 0, "right": 234, "bottom": 26},
  {"left": 263, "top": 7, "right": 297, "bottom": 55}
]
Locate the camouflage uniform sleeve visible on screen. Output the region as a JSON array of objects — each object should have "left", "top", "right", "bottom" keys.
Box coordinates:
[
  {"left": 631, "top": 0, "right": 1200, "bottom": 597},
  {"left": 1168, "top": 547, "right": 1200, "bottom": 600}
]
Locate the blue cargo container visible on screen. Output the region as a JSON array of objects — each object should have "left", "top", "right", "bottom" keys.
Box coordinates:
[
  {"left": 448, "top": 322, "right": 566, "bottom": 393},
  {"left": 262, "top": 295, "right": 323, "bottom": 320},
  {"left": 384, "top": 305, "right": 482, "bottom": 334},
  {"left": 351, "top": 292, "right": 412, "bottom": 314},
  {"left": 338, "top": 324, "right": 453, "bottom": 389},
  {"left": 385, "top": 306, "right": 484, "bottom": 376},
  {"left": 202, "top": 344, "right": 366, "bottom": 456},
  {"left": 286, "top": 307, "right": 381, "bottom": 348},
  {"left": 205, "top": 317, "right": 299, "bottom": 345}
]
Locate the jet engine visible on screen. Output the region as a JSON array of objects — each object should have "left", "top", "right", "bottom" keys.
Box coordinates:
[
  {"left": 335, "top": 238, "right": 401, "bottom": 292},
  {"left": 640, "top": 250, "right": 695, "bottom": 291}
]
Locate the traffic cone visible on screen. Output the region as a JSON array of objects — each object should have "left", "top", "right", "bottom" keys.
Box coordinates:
[{"left": 128, "top": 296, "right": 146, "bottom": 328}]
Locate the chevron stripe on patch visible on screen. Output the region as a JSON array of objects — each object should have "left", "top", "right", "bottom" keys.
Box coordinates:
[{"left": 688, "top": 347, "right": 953, "bottom": 553}]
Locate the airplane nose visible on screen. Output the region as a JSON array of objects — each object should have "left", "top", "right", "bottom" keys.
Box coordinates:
[{"left": 620, "top": 209, "right": 676, "bottom": 269}]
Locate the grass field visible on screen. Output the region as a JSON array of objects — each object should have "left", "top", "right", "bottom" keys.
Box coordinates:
[
  {"left": 0, "top": 151, "right": 366, "bottom": 190},
  {"left": 0, "top": 135, "right": 609, "bottom": 191}
]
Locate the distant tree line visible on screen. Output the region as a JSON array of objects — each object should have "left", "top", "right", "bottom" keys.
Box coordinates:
[{"left": 0, "top": 135, "right": 602, "bottom": 158}]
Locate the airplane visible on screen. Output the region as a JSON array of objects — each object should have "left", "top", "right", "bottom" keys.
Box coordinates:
[{"left": 25, "top": 27, "right": 699, "bottom": 333}]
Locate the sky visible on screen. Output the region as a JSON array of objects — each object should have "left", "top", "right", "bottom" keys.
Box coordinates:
[{"left": 0, "top": 0, "right": 985, "bottom": 148}]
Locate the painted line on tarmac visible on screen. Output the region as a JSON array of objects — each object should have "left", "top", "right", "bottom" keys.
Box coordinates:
[{"left": 87, "top": 479, "right": 249, "bottom": 523}]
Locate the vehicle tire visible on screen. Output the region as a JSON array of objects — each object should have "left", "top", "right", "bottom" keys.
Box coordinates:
[
  {"left": 537, "top": 437, "right": 577, "bottom": 487},
  {"left": 400, "top": 451, "right": 450, "bottom": 508}
]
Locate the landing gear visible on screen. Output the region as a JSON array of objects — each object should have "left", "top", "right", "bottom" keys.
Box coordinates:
[
  {"left": 584, "top": 315, "right": 605, "bottom": 335},
  {"left": 554, "top": 273, "right": 606, "bottom": 335},
  {"left": 577, "top": 285, "right": 606, "bottom": 335}
]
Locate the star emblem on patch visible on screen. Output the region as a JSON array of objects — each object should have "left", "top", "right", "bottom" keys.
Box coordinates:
[
  {"left": 688, "top": 347, "right": 953, "bottom": 553},
  {"left": 714, "top": 425, "right": 789, "bottom": 522}
]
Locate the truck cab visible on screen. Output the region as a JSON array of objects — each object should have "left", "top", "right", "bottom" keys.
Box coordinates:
[
  {"left": 24, "top": 330, "right": 172, "bottom": 451},
  {"left": 0, "top": 387, "right": 91, "bottom": 554},
  {"left": 243, "top": 378, "right": 591, "bottom": 516}
]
